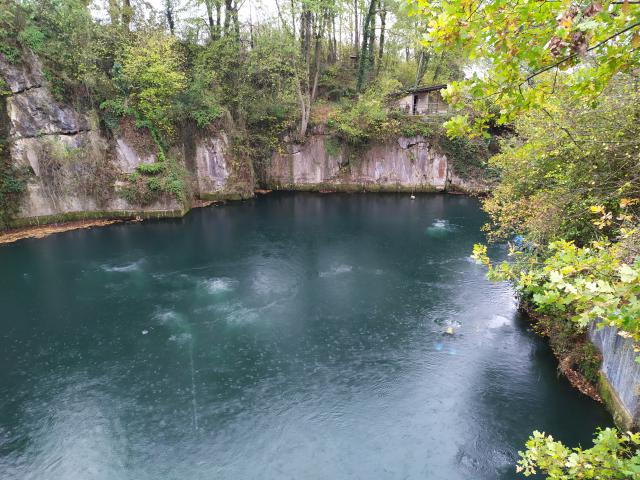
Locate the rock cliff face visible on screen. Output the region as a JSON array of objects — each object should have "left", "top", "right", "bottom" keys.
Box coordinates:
[
  {"left": 1, "top": 52, "right": 488, "bottom": 228},
  {"left": 0, "top": 52, "right": 250, "bottom": 226},
  {"left": 264, "top": 128, "right": 488, "bottom": 194}
]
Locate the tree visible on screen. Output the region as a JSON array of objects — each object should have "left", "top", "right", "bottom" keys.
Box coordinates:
[
  {"left": 412, "top": 0, "right": 640, "bottom": 136},
  {"left": 355, "top": 0, "right": 376, "bottom": 91},
  {"left": 114, "top": 32, "right": 187, "bottom": 139},
  {"left": 165, "top": 0, "right": 176, "bottom": 34},
  {"left": 377, "top": 0, "right": 386, "bottom": 72},
  {"left": 200, "top": 0, "right": 222, "bottom": 40}
]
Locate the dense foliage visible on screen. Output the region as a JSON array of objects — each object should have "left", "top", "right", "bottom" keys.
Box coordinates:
[
  {"left": 482, "top": 83, "right": 640, "bottom": 245},
  {"left": 415, "top": 0, "right": 640, "bottom": 477},
  {"left": 517, "top": 429, "right": 640, "bottom": 478},
  {"left": 469, "top": 80, "right": 640, "bottom": 351},
  {"left": 413, "top": 0, "right": 640, "bottom": 137}
]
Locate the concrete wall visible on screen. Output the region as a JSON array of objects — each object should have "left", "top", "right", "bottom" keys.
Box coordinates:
[{"left": 589, "top": 324, "right": 640, "bottom": 429}]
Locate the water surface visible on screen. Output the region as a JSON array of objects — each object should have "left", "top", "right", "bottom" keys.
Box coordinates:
[{"left": 0, "top": 193, "right": 611, "bottom": 479}]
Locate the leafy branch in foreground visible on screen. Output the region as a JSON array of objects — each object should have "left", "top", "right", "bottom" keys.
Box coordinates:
[
  {"left": 474, "top": 227, "right": 640, "bottom": 348},
  {"left": 411, "top": 0, "right": 640, "bottom": 136},
  {"left": 517, "top": 428, "right": 640, "bottom": 478}
]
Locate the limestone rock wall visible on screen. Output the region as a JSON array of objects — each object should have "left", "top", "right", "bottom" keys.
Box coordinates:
[
  {"left": 0, "top": 51, "right": 244, "bottom": 225},
  {"left": 191, "top": 132, "right": 253, "bottom": 200},
  {"left": 1, "top": 50, "right": 488, "bottom": 228},
  {"left": 264, "top": 131, "right": 488, "bottom": 194}
]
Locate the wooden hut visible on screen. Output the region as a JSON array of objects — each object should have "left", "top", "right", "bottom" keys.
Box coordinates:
[{"left": 395, "top": 84, "right": 449, "bottom": 115}]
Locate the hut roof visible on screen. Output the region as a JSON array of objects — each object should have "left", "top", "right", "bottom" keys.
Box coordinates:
[{"left": 406, "top": 84, "right": 447, "bottom": 94}]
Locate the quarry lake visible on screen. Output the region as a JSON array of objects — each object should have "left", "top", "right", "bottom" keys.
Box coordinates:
[{"left": 0, "top": 193, "right": 611, "bottom": 480}]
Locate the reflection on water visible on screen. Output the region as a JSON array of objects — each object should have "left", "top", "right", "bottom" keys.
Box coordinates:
[{"left": 0, "top": 193, "right": 611, "bottom": 480}]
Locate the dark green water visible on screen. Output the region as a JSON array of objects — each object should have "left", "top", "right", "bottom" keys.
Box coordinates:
[{"left": 0, "top": 193, "right": 611, "bottom": 479}]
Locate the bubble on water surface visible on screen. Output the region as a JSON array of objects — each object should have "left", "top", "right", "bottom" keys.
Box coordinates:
[
  {"left": 155, "top": 310, "right": 181, "bottom": 324},
  {"left": 101, "top": 260, "right": 144, "bottom": 273},
  {"left": 319, "top": 264, "right": 353, "bottom": 277},
  {"left": 168, "top": 333, "right": 193, "bottom": 344},
  {"left": 141, "top": 330, "right": 148, "bottom": 335},
  {"left": 154, "top": 310, "right": 192, "bottom": 336},
  {"left": 201, "top": 277, "right": 237, "bottom": 294},
  {"left": 425, "top": 219, "right": 458, "bottom": 238},
  {"left": 433, "top": 219, "right": 448, "bottom": 228}
]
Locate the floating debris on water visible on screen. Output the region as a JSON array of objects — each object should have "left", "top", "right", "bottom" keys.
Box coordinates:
[{"left": 142, "top": 330, "right": 149, "bottom": 335}]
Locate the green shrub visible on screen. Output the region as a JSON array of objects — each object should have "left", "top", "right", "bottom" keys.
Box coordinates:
[
  {"left": 324, "top": 137, "right": 342, "bottom": 157},
  {"left": 0, "top": 44, "right": 19, "bottom": 64},
  {"left": 136, "top": 162, "right": 165, "bottom": 175},
  {"left": 120, "top": 156, "right": 189, "bottom": 207},
  {"left": 191, "top": 105, "right": 222, "bottom": 129},
  {"left": 438, "top": 134, "right": 490, "bottom": 180},
  {"left": 575, "top": 343, "right": 601, "bottom": 384},
  {"left": 17, "top": 25, "right": 45, "bottom": 51}
]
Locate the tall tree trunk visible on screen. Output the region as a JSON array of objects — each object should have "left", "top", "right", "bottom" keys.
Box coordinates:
[
  {"left": 290, "top": 0, "right": 296, "bottom": 41},
  {"left": 249, "top": 2, "right": 254, "bottom": 48},
  {"left": 432, "top": 50, "right": 445, "bottom": 82},
  {"left": 356, "top": 0, "right": 376, "bottom": 92},
  {"left": 300, "top": 8, "right": 307, "bottom": 56},
  {"left": 215, "top": 1, "right": 221, "bottom": 39},
  {"left": 311, "top": 13, "right": 326, "bottom": 101},
  {"left": 353, "top": 0, "right": 359, "bottom": 55},
  {"left": 232, "top": 0, "right": 240, "bottom": 39},
  {"left": 122, "top": 0, "right": 132, "bottom": 32},
  {"left": 367, "top": 0, "right": 376, "bottom": 70},
  {"left": 108, "top": 0, "right": 120, "bottom": 27},
  {"left": 165, "top": 0, "right": 175, "bottom": 34},
  {"left": 377, "top": 1, "right": 386, "bottom": 72},
  {"left": 327, "top": 12, "right": 336, "bottom": 64},
  {"left": 224, "top": 0, "right": 232, "bottom": 36},
  {"left": 415, "top": 49, "right": 430, "bottom": 86},
  {"left": 304, "top": 11, "right": 312, "bottom": 65},
  {"left": 332, "top": 13, "right": 337, "bottom": 63},
  {"left": 205, "top": 0, "right": 215, "bottom": 39},
  {"left": 296, "top": 79, "right": 311, "bottom": 139}
]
